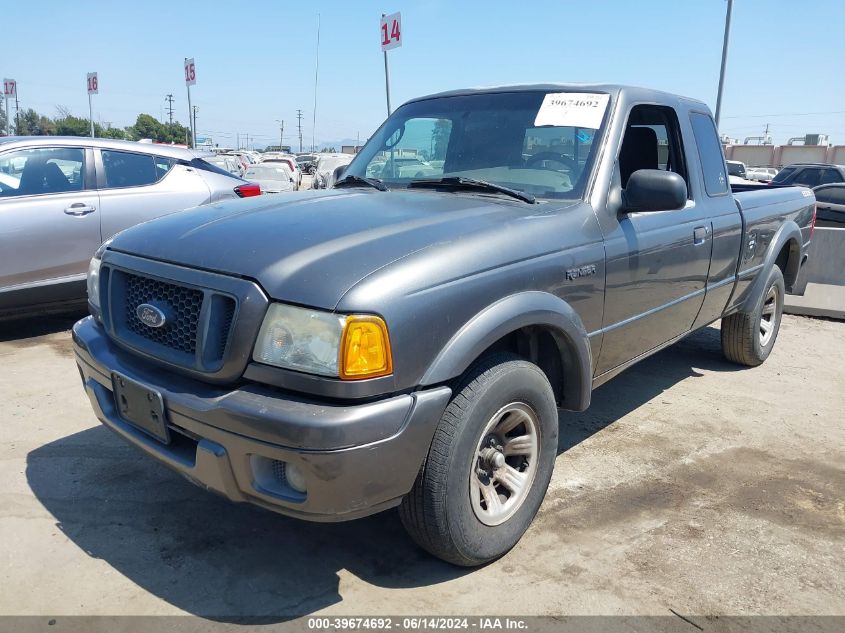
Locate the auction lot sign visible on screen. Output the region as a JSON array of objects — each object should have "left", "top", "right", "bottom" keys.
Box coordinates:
[{"left": 380, "top": 12, "right": 402, "bottom": 50}]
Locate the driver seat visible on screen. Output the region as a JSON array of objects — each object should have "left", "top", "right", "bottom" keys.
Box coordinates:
[{"left": 619, "top": 126, "right": 658, "bottom": 187}]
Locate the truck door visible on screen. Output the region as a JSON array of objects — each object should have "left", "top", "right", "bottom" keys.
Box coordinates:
[{"left": 596, "top": 104, "right": 712, "bottom": 375}]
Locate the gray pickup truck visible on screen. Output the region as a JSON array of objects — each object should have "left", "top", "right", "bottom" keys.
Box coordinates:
[{"left": 72, "top": 84, "right": 815, "bottom": 566}]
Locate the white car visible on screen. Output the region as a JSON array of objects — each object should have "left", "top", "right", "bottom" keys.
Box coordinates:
[
  {"left": 746, "top": 167, "right": 779, "bottom": 183},
  {"left": 313, "top": 154, "right": 354, "bottom": 189},
  {"left": 244, "top": 164, "right": 296, "bottom": 193},
  {"left": 261, "top": 155, "right": 302, "bottom": 190}
]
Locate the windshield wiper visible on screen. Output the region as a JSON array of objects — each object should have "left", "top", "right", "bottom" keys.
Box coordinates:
[
  {"left": 408, "top": 176, "right": 536, "bottom": 204},
  {"left": 333, "top": 174, "right": 387, "bottom": 191}
]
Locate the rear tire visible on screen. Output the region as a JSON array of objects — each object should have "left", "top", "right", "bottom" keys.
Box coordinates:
[
  {"left": 721, "top": 265, "right": 785, "bottom": 366},
  {"left": 399, "top": 353, "right": 558, "bottom": 566}
]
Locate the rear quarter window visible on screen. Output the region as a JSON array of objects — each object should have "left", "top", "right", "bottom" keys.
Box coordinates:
[
  {"left": 101, "top": 150, "right": 173, "bottom": 188},
  {"left": 689, "top": 112, "right": 728, "bottom": 196}
]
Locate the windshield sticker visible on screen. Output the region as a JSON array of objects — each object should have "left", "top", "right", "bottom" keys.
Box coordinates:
[{"left": 534, "top": 93, "right": 609, "bottom": 129}]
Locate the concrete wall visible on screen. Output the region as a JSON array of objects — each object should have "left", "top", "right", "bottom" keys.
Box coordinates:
[
  {"left": 723, "top": 144, "right": 845, "bottom": 168},
  {"left": 803, "top": 227, "right": 845, "bottom": 286}
]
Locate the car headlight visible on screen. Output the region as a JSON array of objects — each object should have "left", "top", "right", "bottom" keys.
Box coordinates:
[
  {"left": 253, "top": 304, "right": 393, "bottom": 380},
  {"left": 86, "top": 239, "right": 111, "bottom": 313}
]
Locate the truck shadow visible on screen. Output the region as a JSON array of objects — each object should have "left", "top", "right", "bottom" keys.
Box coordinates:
[
  {"left": 0, "top": 310, "right": 87, "bottom": 343},
  {"left": 25, "top": 325, "right": 736, "bottom": 621}
]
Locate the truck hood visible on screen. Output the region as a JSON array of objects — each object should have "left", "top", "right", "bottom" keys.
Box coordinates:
[{"left": 109, "top": 189, "right": 574, "bottom": 309}]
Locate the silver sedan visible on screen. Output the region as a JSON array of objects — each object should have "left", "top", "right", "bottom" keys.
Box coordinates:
[{"left": 0, "top": 136, "right": 260, "bottom": 318}]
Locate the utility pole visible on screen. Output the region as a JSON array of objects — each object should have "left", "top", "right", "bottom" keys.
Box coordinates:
[
  {"left": 312, "top": 13, "right": 320, "bottom": 155},
  {"left": 296, "top": 109, "right": 304, "bottom": 153},
  {"left": 275, "top": 119, "right": 284, "bottom": 150},
  {"left": 14, "top": 93, "right": 20, "bottom": 136},
  {"left": 165, "top": 94, "right": 175, "bottom": 124},
  {"left": 714, "top": 0, "right": 733, "bottom": 128},
  {"left": 192, "top": 105, "right": 199, "bottom": 145}
]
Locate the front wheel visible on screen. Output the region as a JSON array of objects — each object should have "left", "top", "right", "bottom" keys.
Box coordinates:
[
  {"left": 721, "top": 265, "right": 785, "bottom": 366},
  {"left": 399, "top": 353, "right": 558, "bottom": 566}
]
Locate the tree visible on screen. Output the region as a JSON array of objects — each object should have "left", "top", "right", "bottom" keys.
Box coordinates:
[
  {"left": 99, "top": 126, "right": 126, "bottom": 140},
  {"left": 128, "top": 113, "right": 162, "bottom": 141},
  {"left": 55, "top": 114, "right": 93, "bottom": 136},
  {"left": 0, "top": 108, "right": 6, "bottom": 134},
  {"left": 16, "top": 108, "right": 56, "bottom": 136}
]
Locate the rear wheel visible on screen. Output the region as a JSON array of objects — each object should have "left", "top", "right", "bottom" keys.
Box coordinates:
[
  {"left": 721, "top": 265, "right": 785, "bottom": 366},
  {"left": 399, "top": 353, "right": 558, "bottom": 566}
]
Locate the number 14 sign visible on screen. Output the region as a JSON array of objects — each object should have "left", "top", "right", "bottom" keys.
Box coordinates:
[{"left": 380, "top": 12, "right": 401, "bottom": 51}]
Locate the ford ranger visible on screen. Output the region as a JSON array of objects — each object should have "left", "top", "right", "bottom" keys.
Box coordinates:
[{"left": 72, "top": 84, "right": 815, "bottom": 566}]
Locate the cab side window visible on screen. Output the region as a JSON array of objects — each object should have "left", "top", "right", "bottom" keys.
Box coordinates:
[
  {"left": 620, "top": 105, "right": 689, "bottom": 195},
  {"left": 689, "top": 112, "right": 729, "bottom": 197},
  {"left": 101, "top": 150, "right": 173, "bottom": 188},
  {"left": 819, "top": 168, "right": 844, "bottom": 185},
  {"left": 792, "top": 168, "right": 822, "bottom": 188},
  {"left": 0, "top": 147, "right": 86, "bottom": 197}
]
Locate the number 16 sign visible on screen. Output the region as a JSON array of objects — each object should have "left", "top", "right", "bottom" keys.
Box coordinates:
[{"left": 380, "top": 12, "right": 401, "bottom": 51}]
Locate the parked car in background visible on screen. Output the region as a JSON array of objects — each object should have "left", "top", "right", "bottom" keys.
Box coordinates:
[
  {"left": 205, "top": 154, "right": 244, "bottom": 177},
  {"left": 262, "top": 155, "right": 301, "bottom": 189},
  {"left": 224, "top": 152, "right": 251, "bottom": 174},
  {"left": 0, "top": 137, "right": 259, "bottom": 319},
  {"left": 296, "top": 154, "right": 317, "bottom": 175},
  {"left": 312, "top": 153, "right": 353, "bottom": 189},
  {"left": 370, "top": 156, "right": 441, "bottom": 179},
  {"left": 771, "top": 163, "right": 845, "bottom": 188},
  {"left": 812, "top": 183, "right": 845, "bottom": 227},
  {"left": 244, "top": 163, "right": 296, "bottom": 193},
  {"left": 746, "top": 167, "right": 778, "bottom": 183}
]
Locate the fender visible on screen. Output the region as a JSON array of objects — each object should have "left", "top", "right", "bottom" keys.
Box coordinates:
[
  {"left": 420, "top": 291, "right": 593, "bottom": 411},
  {"left": 739, "top": 220, "right": 803, "bottom": 313}
]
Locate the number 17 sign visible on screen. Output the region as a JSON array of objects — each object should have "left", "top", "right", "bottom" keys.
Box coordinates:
[{"left": 380, "top": 12, "right": 401, "bottom": 51}]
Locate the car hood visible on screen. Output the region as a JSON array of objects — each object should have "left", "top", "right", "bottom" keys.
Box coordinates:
[{"left": 109, "top": 188, "right": 576, "bottom": 309}]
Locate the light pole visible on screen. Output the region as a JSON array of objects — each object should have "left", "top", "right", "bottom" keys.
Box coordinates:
[
  {"left": 714, "top": 0, "right": 733, "bottom": 128},
  {"left": 276, "top": 119, "right": 284, "bottom": 150}
]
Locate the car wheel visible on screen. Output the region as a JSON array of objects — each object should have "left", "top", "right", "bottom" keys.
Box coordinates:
[
  {"left": 399, "top": 353, "right": 558, "bottom": 566},
  {"left": 721, "top": 265, "right": 785, "bottom": 366}
]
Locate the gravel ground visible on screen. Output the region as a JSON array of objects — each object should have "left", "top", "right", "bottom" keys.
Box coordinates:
[{"left": 0, "top": 312, "right": 843, "bottom": 621}]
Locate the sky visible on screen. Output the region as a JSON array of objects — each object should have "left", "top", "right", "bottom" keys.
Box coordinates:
[{"left": 3, "top": 0, "right": 844, "bottom": 149}]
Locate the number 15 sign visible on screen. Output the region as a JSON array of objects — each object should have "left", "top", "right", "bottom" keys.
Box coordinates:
[{"left": 380, "top": 12, "right": 401, "bottom": 51}]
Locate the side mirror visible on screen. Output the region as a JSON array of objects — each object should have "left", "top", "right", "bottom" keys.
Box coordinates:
[
  {"left": 333, "top": 165, "right": 347, "bottom": 182},
  {"left": 623, "top": 169, "right": 688, "bottom": 212}
]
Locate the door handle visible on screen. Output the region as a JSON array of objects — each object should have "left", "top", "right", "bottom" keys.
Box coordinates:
[
  {"left": 693, "top": 226, "right": 708, "bottom": 245},
  {"left": 64, "top": 202, "right": 96, "bottom": 216}
]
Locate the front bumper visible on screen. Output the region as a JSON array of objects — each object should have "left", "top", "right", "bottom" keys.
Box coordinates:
[{"left": 72, "top": 316, "right": 451, "bottom": 522}]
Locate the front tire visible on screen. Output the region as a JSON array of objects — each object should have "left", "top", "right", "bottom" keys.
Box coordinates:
[
  {"left": 399, "top": 353, "right": 558, "bottom": 566},
  {"left": 721, "top": 265, "right": 785, "bottom": 366}
]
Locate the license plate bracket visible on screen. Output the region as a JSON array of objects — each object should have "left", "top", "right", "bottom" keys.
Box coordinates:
[{"left": 111, "top": 372, "right": 170, "bottom": 444}]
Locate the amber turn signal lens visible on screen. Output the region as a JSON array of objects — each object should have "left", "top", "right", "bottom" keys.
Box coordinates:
[{"left": 339, "top": 315, "right": 393, "bottom": 380}]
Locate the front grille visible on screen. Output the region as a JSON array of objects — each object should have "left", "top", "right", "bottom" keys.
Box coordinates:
[
  {"left": 123, "top": 273, "right": 203, "bottom": 354},
  {"left": 106, "top": 267, "right": 238, "bottom": 371}
]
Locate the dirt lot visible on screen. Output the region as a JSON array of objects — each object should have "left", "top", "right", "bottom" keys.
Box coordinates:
[{"left": 0, "top": 312, "right": 843, "bottom": 620}]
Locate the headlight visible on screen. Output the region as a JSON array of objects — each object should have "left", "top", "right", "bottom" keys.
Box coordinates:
[
  {"left": 253, "top": 304, "right": 393, "bottom": 380},
  {"left": 86, "top": 240, "right": 111, "bottom": 313}
]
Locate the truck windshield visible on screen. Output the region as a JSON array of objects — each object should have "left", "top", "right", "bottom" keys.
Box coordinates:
[{"left": 344, "top": 91, "right": 609, "bottom": 200}]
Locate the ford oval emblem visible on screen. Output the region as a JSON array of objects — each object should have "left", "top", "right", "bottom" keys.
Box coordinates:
[{"left": 136, "top": 303, "right": 166, "bottom": 328}]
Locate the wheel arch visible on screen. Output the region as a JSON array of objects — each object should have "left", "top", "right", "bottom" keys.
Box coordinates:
[
  {"left": 740, "top": 221, "right": 802, "bottom": 313},
  {"left": 419, "top": 292, "right": 593, "bottom": 411}
]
